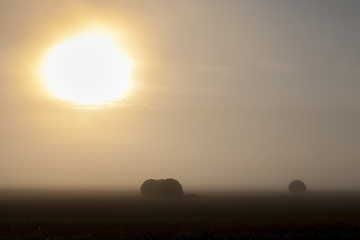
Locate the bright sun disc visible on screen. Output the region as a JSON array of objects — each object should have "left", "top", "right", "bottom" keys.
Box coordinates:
[{"left": 44, "top": 34, "right": 132, "bottom": 104}]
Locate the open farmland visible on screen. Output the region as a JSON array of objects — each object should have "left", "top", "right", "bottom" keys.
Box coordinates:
[{"left": 0, "top": 189, "right": 359, "bottom": 239}]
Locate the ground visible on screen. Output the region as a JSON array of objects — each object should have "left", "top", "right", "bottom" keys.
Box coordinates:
[{"left": 0, "top": 189, "right": 359, "bottom": 239}]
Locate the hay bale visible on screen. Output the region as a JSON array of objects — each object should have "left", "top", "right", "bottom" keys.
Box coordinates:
[
  {"left": 140, "top": 179, "right": 159, "bottom": 197},
  {"left": 288, "top": 180, "right": 307, "bottom": 193},
  {"left": 141, "top": 178, "right": 184, "bottom": 198},
  {"left": 157, "top": 178, "right": 184, "bottom": 199}
]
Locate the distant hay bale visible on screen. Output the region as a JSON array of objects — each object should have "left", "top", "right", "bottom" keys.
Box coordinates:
[
  {"left": 141, "top": 178, "right": 184, "bottom": 199},
  {"left": 140, "top": 179, "right": 159, "bottom": 197},
  {"left": 157, "top": 178, "right": 184, "bottom": 198},
  {"left": 288, "top": 180, "right": 307, "bottom": 193}
]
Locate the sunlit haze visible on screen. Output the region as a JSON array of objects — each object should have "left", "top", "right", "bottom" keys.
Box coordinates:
[
  {"left": 1, "top": 0, "right": 360, "bottom": 191},
  {"left": 44, "top": 33, "right": 132, "bottom": 104}
]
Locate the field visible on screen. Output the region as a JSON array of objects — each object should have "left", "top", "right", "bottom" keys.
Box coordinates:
[{"left": 0, "top": 189, "right": 360, "bottom": 239}]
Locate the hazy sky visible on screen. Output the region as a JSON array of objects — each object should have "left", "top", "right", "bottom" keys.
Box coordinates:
[{"left": 1, "top": 0, "right": 360, "bottom": 190}]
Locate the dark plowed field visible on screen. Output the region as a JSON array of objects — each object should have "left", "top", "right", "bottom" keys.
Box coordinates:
[{"left": 0, "top": 190, "right": 359, "bottom": 239}]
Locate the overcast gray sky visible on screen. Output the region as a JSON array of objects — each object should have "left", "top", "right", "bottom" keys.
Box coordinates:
[{"left": 1, "top": 0, "right": 360, "bottom": 190}]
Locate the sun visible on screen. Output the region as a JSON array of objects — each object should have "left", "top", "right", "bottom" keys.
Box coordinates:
[{"left": 44, "top": 33, "right": 132, "bottom": 104}]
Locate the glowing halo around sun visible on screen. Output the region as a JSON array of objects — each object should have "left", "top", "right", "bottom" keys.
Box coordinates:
[{"left": 44, "top": 33, "right": 132, "bottom": 104}]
